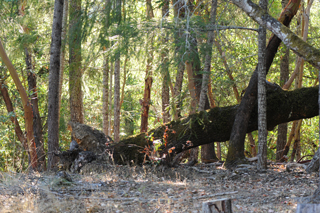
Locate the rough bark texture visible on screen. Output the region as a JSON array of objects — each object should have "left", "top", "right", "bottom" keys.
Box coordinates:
[
  {"left": 69, "top": 0, "right": 83, "bottom": 124},
  {"left": 257, "top": 0, "right": 267, "bottom": 170},
  {"left": 102, "top": 58, "right": 109, "bottom": 135},
  {"left": 111, "top": 86, "right": 319, "bottom": 164},
  {"left": 226, "top": 0, "right": 300, "bottom": 167},
  {"left": 47, "top": 0, "right": 64, "bottom": 170},
  {"left": 25, "top": 49, "right": 46, "bottom": 171}
]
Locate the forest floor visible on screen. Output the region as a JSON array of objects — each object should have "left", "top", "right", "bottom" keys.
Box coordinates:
[{"left": 0, "top": 162, "right": 318, "bottom": 213}]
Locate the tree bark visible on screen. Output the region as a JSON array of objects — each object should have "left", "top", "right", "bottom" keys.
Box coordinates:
[
  {"left": 113, "top": 86, "right": 319, "bottom": 164},
  {"left": 69, "top": 0, "right": 83, "bottom": 124},
  {"left": 232, "top": 0, "right": 320, "bottom": 70},
  {"left": 226, "top": 0, "right": 301, "bottom": 167},
  {"left": 199, "top": 0, "right": 218, "bottom": 163},
  {"left": 0, "top": 40, "right": 38, "bottom": 170},
  {"left": 114, "top": 58, "right": 120, "bottom": 142},
  {"left": 140, "top": 0, "right": 154, "bottom": 133},
  {"left": 257, "top": 0, "right": 267, "bottom": 170},
  {"left": 25, "top": 48, "right": 46, "bottom": 171},
  {"left": 47, "top": 0, "right": 64, "bottom": 170}
]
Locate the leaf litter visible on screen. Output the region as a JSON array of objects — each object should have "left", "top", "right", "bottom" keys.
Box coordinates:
[{"left": 0, "top": 162, "right": 318, "bottom": 212}]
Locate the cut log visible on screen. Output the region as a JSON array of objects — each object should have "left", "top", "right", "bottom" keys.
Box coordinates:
[
  {"left": 202, "top": 198, "right": 232, "bottom": 213},
  {"left": 296, "top": 204, "right": 320, "bottom": 213}
]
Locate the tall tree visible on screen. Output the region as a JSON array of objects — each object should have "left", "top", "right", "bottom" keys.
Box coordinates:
[
  {"left": 25, "top": 49, "right": 46, "bottom": 171},
  {"left": 198, "top": 0, "right": 218, "bottom": 162},
  {"left": 102, "top": 0, "right": 111, "bottom": 136},
  {"left": 276, "top": 0, "right": 290, "bottom": 161},
  {"left": 161, "top": 0, "right": 170, "bottom": 124},
  {"left": 113, "top": 0, "right": 121, "bottom": 142},
  {"left": 47, "top": 0, "right": 64, "bottom": 170},
  {"left": 140, "top": 0, "right": 154, "bottom": 132},
  {"left": 225, "top": 0, "right": 301, "bottom": 167},
  {"left": 69, "top": 0, "right": 83, "bottom": 125},
  {"left": 257, "top": 0, "right": 267, "bottom": 170}
]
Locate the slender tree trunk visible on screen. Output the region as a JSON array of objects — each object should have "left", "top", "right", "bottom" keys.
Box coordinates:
[
  {"left": 161, "top": 0, "right": 170, "bottom": 124},
  {"left": 276, "top": 21, "right": 289, "bottom": 161},
  {"left": 257, "top": 0, "right": 267, "bottom": 170},
  {"left": 59, "top": 0, "right": 68, "bottom": 122},
  {"left": 225, "top": 0, "right": 301, "bottom": 167},
  {"left": 69, "top": 0, "right": 83, "bottom": 125},
  {"left": 47, "top": 0, "right": 64, "bottom": 170},
  {"left": 114, "top": 58, "right": 120, "bottom": 142},
  {"left": 103, "top": 57, "right": 109, "bottom": 135},
  {"left": 113, "top": 0, "right": 121, "bottom": 142},
  {"left": 109, "top": 62, "right": 113, "bottom": 136},
  {"left": 199, "top": 0, "right": 218, "bottom": 163},
  {"left": 0, "top": 40, "right": 38, "bottom": 170},
  {"left": 25, "top": 48, "right": 46, "bottom": 171},
  {"left": 0, "top": 80, "right": 27, "bottom": 152},
  {"left": 140, "top": 0, "right": 154, "bottom": 132}
]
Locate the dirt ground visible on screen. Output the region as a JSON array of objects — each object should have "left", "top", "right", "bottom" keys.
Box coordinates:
[{"left": 0, "top": 162, "right": 318, "bottom": 213}]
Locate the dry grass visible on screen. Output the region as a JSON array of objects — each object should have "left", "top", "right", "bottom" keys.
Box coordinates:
[{"left": 0, "top": 163, "right": 317, "bottom": 212}]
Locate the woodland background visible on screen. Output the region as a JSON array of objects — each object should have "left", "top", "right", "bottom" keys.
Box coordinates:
[{"left": 0, "top": 0, "right": 320, "bottom": 172}]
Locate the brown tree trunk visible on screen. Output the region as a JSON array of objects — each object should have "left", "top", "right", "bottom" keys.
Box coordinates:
[
  {"left": 140, "top": 0, "right": 154, "bottom": 133},
  {"left": 114, "top": 58, "right": 121, "bottom": 142},
  {"left": 103, "top": 57, "right": 109, "bottom": 135},
  {"left": 69, "top": 0, "right": 83, "bottom": 125},
  {"left": 226, "top": 0, "right": 301, "bottom": 168},
  {"left": 0, "top": 40, "right": 38, "bottom": 170},
  {"left": 25, "top": 49, "right": 46, "bottom": 171},
  {"left": 113, "top": 86, "right": 319, "bottom": 165},
  {"left": 276, "top": 43, "right": 289, "bottom": 161},
  {"left": 47, "top": 0, "right": 64, "bottom": 170},
  {"left": 0, "top": 80, "right": 27, "bottom": 151}
]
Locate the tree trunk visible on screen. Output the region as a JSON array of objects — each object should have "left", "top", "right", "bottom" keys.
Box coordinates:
[
  {"left": 69, "top": 0, "right": 83, "bottom": 125},
  {"left": 114, "top": 58, "right": 121, "bottom": 142},
  {"left": 199, "top": 0, "right": 218, "bottom": 163},
  {"left": 276, "top": 45, "right": 289, "bottom": 161},
  {"left": 0, "top": 80, "right": 27, "bottom": 152},
  {"left": 257, "top": 0, "right": 267, "bottom": 170},
  {"left": 47, "top": 0, "right": 64, "bottom": 170},
  {"left": 25, "top": 48, "right": 46, "bottom": 171},
  {"left": 113, "top": 0, "right": 121, "bottom": 142},
  {"left": 226, "top": 0, "right": 301, "bottom": 167},
  {"left": 103, "top": 57, "right": 109, "bottom": 135},
  {"left": 140, "top": 0, "right": 154, "bottom": 133},
  {"left": 0, "top": 40, "right": 38, "bottom": 170},
  {"left": 112, "top": 86, "right": 319, "bottom": 164},
  {"left": 232, "top": 0, "right": 320, "bottom": 70},
  {"left": 161, "top": 0, "right": 170, "bottom": 124}
]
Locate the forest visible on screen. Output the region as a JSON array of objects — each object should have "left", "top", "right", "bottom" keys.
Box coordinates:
[{"left": 1, "top": 0, "right": 320, "bottom": 211}]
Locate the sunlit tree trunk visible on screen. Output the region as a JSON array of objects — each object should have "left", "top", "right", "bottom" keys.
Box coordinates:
[
  {"left": 47, "top": 0, "right": 64, "bottom": 170},
  {"left": 140, "top": 0, "right": 154, "bottom": 132},
  {"left": 69, "top": 0, "right": 83, "bottom": 125},
  {"left": 25, "top": 49, "right": 46, "bottom": 171},
  {"left": 257, "top": 0, "right": 267, "bottom": 170}
]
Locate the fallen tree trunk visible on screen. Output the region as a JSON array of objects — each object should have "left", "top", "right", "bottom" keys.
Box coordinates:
[{"left": 112, "top": 86, "right": 318, "bottom": 164}]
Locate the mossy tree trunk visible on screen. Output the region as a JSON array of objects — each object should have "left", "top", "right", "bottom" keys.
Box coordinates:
[{"left": 112, "top": 86, "right": 319, "bottom": 164}]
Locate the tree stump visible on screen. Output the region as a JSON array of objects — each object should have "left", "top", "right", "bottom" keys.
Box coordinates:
[{"left": 202, "top": 198, "right": 232, "bottom": 213}]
